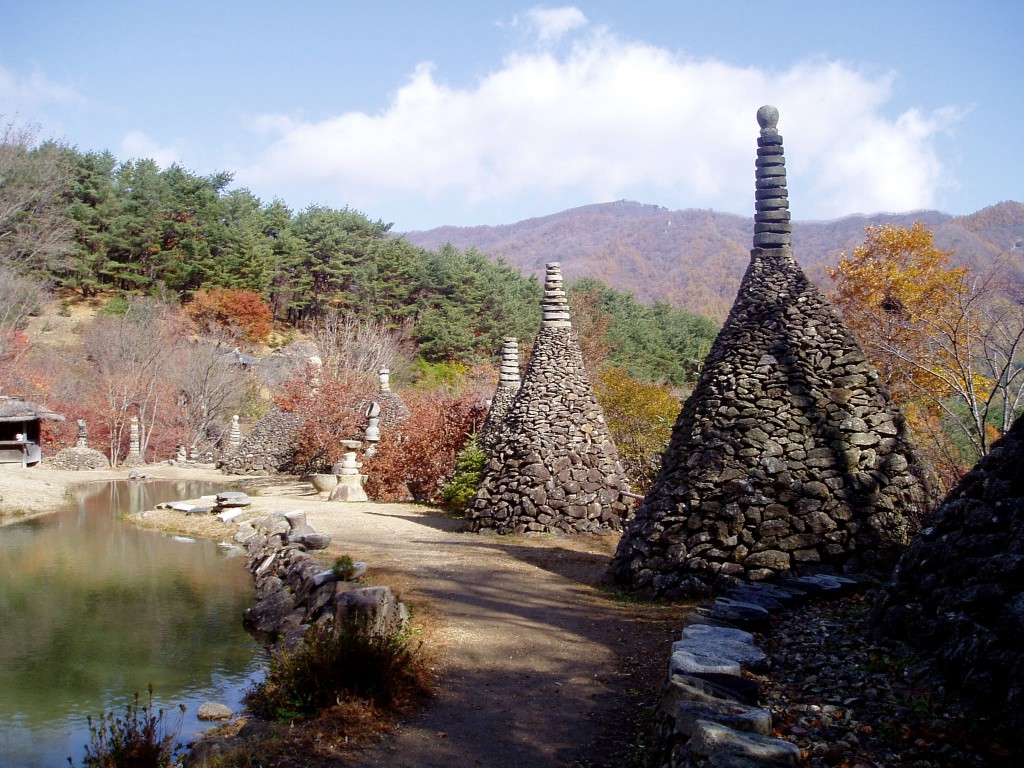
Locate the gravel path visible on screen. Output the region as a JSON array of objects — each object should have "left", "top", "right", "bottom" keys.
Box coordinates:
[{"left": 130, "top": 476, "right": 691, "bottom": 768}]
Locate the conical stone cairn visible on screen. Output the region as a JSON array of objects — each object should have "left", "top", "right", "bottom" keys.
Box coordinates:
[
  {"left": 608, "top": 106, "right": 936, "bottom": 598},
  {"left": 466, "top": 263, "right": 631, "bottom": 534},
  {"left": 874, "top": 413, "right": 1024, "bottom": 722},
  {"left": 479, "top": 337, "right": 522, "bottom": 452}
]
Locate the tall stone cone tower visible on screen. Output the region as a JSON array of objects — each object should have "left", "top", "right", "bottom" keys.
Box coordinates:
[
  {"left": 479, "top": 337, "right": 521, "bottom": 452},
  {"left": 466, "top": 263, "right": 630, "bottom": 534},
  {"left": 608, "top": 106, "right": 936, "bottom": 598}
]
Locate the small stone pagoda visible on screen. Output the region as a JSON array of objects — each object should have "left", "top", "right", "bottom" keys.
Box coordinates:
[
  {"left": 466, "top": 263, "right": 630, "bottom": 534},
  {"left": 478, "top": 337, "right": 521, "bottom": 452},
  {"left": 609, "top": 106, "right": 935, "bottom": 597},
  {"left": 874, "top": 414, "right": 1024, "bottom": 721}
]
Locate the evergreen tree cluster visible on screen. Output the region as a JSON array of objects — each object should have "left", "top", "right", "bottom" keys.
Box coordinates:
[{"left": 8, "top": 141, "right": 718, "bottom": 377}]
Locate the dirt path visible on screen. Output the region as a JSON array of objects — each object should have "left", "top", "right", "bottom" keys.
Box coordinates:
[{"left": 4, "top": 467, "right": 692, "bottom": 767}]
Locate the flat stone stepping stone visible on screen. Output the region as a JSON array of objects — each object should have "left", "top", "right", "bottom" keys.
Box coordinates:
[
  {"left": 686, "top": 672, "right": 760, "bottom": 705},
  {"left": 740, "top": 581, "right": 804, "bottom": 606},
  {"left": 216, "top": 492, "right": 252, "bottom": 507},
  {"left": 291, "top": 532, "right": 331, "bottom": 550},
  {"left": 185, "top": 505, "right": 215, "bottom": 515},
  {"left": 159, "top": 501, "right": 196, "bottom": 512},
  {"left": 671, "top": 698, "right": 772, "bottom": 737},
  {"left": 681, "top": 624, "right": 757, "bottom": 645},
  {"left": 673, "top": 631, "right": 768, "bottom": 671},
  {"left": 697, "top": 598, "right": 771, "bottom": 629},
  {"left": 726, "top": 587, "right": 785, "bottom": 611},
  {"left": 782, "top": 575, "right": 844, "bottom": 594},
  {"left": 667, "top": 673, "right": 751, "bottom": 707},
  {"left": 709, "top": 754, "right": 796, "bottom": 768},
  {"left": 670, "top": 648, "right": 742, "bottom": 677},
  {"left": 689, "top": 720, "right": 802, "bottom": 764}
]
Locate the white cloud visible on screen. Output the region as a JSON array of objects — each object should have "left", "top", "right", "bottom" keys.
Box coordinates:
[
  {"left": 239, "top": 23, "right": 962, "bottom": 224},
  {"left": 521, "top": 6, "right": 588, "bottom": 45},
  {"left": 119, "top": 130, "right": 182, "bottom": 169},
  {"left": 0, "top": 64, "right": 83, "bottom": 111}
]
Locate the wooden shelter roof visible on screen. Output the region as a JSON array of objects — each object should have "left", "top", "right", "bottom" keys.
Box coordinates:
[{"left": 0, "top": 396, "right": 65, "bottom": 423}]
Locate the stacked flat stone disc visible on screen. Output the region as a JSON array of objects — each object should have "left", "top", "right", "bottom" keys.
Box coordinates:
[
  {"left": 479, "top": 337, "right": 522, "bottom": 451},
  {"left": 753, "top": 104, "right": 792, "bottom": 249}
]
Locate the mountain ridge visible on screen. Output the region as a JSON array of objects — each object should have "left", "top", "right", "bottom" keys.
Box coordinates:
[{"left": 403, "top": 200, "right": 1024, "bottom": 321}]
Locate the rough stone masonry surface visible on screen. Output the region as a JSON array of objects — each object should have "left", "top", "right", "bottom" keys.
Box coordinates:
[
  {"left": 218, "top": 408, "right": 304, "bottom": 475},
  {"left": 609, "top": 106, "right": 936, "bottom": 598},
  {"left": 467, "top": 263, "right": 631, "bottom": 534},
  {"left": 874, "top": 411, "right": 1024, "bottom": 728}
]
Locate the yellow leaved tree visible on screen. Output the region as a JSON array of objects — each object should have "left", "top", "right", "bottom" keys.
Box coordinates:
[
  {"left": 593, "top": 366, "right": 682, "bottom": 493},
  {"left": 828, "top": 222, "right": 1024, "bottom": 487}
]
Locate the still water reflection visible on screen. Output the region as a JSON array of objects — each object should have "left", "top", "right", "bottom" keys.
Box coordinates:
[{"left": 0, "top": 479, "right": 263, "bottom": 768}]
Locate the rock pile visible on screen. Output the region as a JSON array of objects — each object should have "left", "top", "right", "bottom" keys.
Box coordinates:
[
  {"left": 647, "top": 574, "right": 858, "bottom": 767},
  {"left": 479, "top": 337, "right": 521, "bottom": 452},
  {"left": 236, "top": 510, "right": 408, "bottom": 649},
  {"left": 609, "top": 106, "right": 935, "bottom": 598},
  {"left": 49, "top": 445, "right": 111, "bottom": 470},
  {"left": 874, "top": 412, "right": 1024, "bottom": 725},
  {"left": 218, "top": 408, "right": 303, "bottom": 475},
  {"left": 466, "top": 263, "right": 630, "bottom": 534}
]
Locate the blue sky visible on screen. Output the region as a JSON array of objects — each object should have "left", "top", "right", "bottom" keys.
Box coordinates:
[{"left": 3, "top": 1, "right": 1021, "bottom": 231}]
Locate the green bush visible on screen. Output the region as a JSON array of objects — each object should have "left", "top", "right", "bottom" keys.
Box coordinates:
[
  {"left": 332, "top": 554, "right": 357, "bottom": 581},
  {"left": 441, "top": 437, "right": 487, "bottom": 512},
  {"left": 97, "top": 296, "right": 132, "bottom": 316},
  {"left": 243, "top": 617, "right": 428, "bottom": 723},
  {"left": 72, "top": 686, "right": 184, "bottom": 768}
]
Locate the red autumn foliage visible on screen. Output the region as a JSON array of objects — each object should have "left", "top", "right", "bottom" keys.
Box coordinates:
[
  {"left": 364, "top": 389, "right": 488, "bottom": 504},
  {"left": 185, "top": 287, "right": 274, "bottom": 343},
  {"left": 276, "top": 368, "right": 377, "bottom": 474}
]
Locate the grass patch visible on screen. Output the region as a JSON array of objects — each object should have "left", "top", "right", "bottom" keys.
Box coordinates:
[{"left": 243, "top": 616, "right": 430, "bottom": 723}]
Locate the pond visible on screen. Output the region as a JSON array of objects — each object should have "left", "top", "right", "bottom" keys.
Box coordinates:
[{"left": 0, "top": 479, "right": 264, "bottom": 768}]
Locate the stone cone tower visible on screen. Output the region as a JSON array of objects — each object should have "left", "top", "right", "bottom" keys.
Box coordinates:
[
  {"left": 466, "top": 263, "right": 630, "bottom": 534},
  {"left": 874, "top": 413, "right": 1024, "bottom": 721},
  {"left": 608, "top": 106, "right": 936, "bottom": 598},
  {"left": 478, "top": 337, "right": 521, "bottom": 452}
]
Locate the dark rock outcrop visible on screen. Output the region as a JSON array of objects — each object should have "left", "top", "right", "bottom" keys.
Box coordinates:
[{"left": 609, "top": 106, "right": 935, "bottom": 598}]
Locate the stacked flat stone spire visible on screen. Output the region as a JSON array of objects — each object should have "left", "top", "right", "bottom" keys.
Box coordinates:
[
  {"left": 479, "top": 337, "right": 521, "bottom": 451},
  {"left": 609, "top": 106, "right": 936, "bottom": 598},
  {"left": 466, "top": 263, "right": 630, "bottom": 534},
  {"left": 752, "top": 105, "right": 792, "bottom": 249}
]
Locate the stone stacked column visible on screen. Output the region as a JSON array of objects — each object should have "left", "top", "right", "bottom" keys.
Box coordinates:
[
  {"left": 466, "top": 262, "right": 630, "bottom": 534},
  {"left": 479, "top": 337, "right": 522, "bottom": 451},
  {"left": 123, "top": 415, "right": 145, "bottom": 467},
  {"left": 609, "top": 106, "right": 936, "bottom": 598},
  {"left": 227, "top": 414, "right": 242, "bottom": 452}
]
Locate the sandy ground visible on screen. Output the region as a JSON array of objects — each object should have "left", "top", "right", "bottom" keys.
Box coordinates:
[{"left": 0, "top": 464, "right": 692, "bottom": 767}]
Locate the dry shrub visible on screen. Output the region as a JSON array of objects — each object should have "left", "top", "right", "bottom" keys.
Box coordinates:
[
  {"left": 243, "top": 617, "right": 430, "bottom": 723},
  {"left": 364, "top": 388, "right": 487, "bottom": 504},
  {"left": 275, "top": 368, "right": 376, "bottom": 474},
  {"left": 185, "top": 287, "right": 273, "bottom": 343}
]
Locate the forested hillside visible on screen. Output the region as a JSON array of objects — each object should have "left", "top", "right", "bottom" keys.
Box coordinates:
[
  {"left": 405, "top": 200, "right": 1024, "bottom": 321},
  {"left": 0, "top": 131, "right": 717, "bottom": 379}
]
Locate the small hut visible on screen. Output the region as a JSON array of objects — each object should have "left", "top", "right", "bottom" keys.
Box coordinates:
[{"left": 0, "top": 396, "right": 65, "bottom": 467}]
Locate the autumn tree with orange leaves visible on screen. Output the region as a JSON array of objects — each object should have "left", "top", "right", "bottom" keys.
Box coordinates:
[{"left": 829, "top": 223, "right": 1024, "bottom": 486}]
